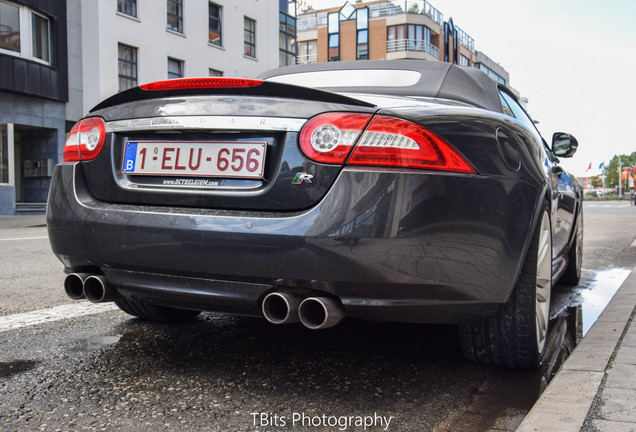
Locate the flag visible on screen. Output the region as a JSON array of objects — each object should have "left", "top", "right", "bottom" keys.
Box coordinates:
[
  {"left": 599, "top": 162, "right": 605, "bottom": 170},
  {"left": 585, "top": 162, "right": 591, "bottom": 172}
]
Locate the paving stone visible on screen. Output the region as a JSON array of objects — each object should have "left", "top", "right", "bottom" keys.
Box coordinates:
[
  {"left": 598, "top": 388, "right": 636, "bottom": 423},
  {"left": 621, "top": 328, "right": 636, "bottom": 347},
  {"left": 606, "top": 363, "right": 636, "bottom": 389},
  {"left": 614, "top": 345, "right": 636, "bottom": 366},
  {"left": 591, "top": 419, "right": 636, "bottom": 432}
]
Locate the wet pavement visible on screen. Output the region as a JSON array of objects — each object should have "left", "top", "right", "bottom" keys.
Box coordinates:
[{"left": 0, "top": 200, "right": 634, "bottom": 431}]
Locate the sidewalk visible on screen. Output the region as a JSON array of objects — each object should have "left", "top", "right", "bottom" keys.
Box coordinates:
[
  {"left": 518, "top": 264, "right": 636, "bottom": 432},
  {"left": 0, "top": 213, "right": 46, "bottom": 229}
]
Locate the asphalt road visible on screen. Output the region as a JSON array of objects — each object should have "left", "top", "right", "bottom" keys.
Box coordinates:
[{"left": 1, "top": 200, "right": 635, "bottom": 432}]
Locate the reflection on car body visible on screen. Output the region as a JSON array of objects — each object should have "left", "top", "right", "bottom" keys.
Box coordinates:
[{"left": 48, "top": 60, "right": 583, "bottom": 368}]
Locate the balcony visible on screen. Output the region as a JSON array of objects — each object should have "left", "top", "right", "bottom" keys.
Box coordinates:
[
  {"left": 297, "top": 53, "right": 318, "bottom": 64},
  {"left": 298, "top": 1, "right": 444, "bottom": 32},
  {"left": 455, "top": 26, "right": 475, "bottom": 51},
  {"left": 372, "top": 1, "right": 443, "bottom": 25},
  {"left": 387, "top": 38, "right": 440, "bottom": 59}
]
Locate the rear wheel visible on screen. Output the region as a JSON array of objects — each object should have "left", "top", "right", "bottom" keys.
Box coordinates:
[
  {"left": 115, "top": 298, "right": 201, "bottom": 323},
  {"left": 459, "top": 203, "right": 552, "bottom": 368}
]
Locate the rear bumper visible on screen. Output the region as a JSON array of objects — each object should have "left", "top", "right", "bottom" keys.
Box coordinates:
[{"left": 47, "top": 163, "right": 539, "bottom": 323}]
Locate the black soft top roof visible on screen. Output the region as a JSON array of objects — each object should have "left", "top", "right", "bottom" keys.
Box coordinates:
[{"left": 259, "top": 59, "right": 505, "bottom": 113}]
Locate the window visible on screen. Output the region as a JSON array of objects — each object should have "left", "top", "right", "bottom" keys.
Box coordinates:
[
  {"left": 31, "top": 12, "right": 49, "bottom": 62},
  {"left": 167, "top": 0, "right": 183, "bottom": 33},
  {"left": 244, "top": 17, "right": 255, "bottom": 58},
  {"left": 117, "top": 0, "right": 137, "bottom": 17},
  {"left": 209, "top": 2, "right": 222, "bottom": 46},
  {"left": 327, "top": 11, "right": 339, "bottom": 62},
  {"left": 209, "top": 68, "right": 222, "bottom": 77},
  {"left": 118, "top": 43, "right": 137, "bottom": 91},
  {"left": 279, "top": 10, "right": 296, "bottom": 66},
  {"left": 328, "top": 34, "right": 339, "bottom": 61},
  {"left": 357, "top": 30, "right": 368, "bottom": 59},
  {"left": 460, "top": 54, "right": 469, "bottom": 67},
  {"left": 499, "top": 91, "right": 536, "bottom": 132},
  {"left": 356, "top": 7, "right": 368, "bottom": 60},
  {"left": 0, "top": 1, "right": 51, "bottom": 64},
  {"left": 0, "top": 123, "right": 8, "bottom": 184},
  {"left": 297, "top": 40, "right": 316, "bottom": 64},
  {"left": 0, "top": 1, "right": 20, "bottom": 53},
  {"left": 168, "top": 57, "right": 183, "bottom": 78},
  {"left": 478, "top": 63, "right": 506, "bottom": 85}
]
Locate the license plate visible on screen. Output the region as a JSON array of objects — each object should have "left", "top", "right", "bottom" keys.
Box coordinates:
[{"left": 122, "top": 141, "right": 267, "bottom": 179}]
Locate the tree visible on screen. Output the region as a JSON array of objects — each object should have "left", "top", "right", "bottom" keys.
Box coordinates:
[
  {"left": 603, "top": 152, "right": 636, "bottom": 188},
  {"left": 590, "top": 176, "right": 603, "bottom": 188}
]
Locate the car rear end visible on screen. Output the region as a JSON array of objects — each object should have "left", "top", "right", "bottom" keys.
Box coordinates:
[{"left": 48, "top": 77, "right": 540, "bottom": 327}]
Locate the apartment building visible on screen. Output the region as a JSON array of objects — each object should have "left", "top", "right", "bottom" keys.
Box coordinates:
[
  {"left": 297, "top": 0, "right": 509, "bottom": 85},
  {"left": 0, "top": 0, "right": 68, "bottom": 214}
]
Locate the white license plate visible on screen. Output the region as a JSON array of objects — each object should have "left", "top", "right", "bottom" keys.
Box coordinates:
[{"left": 122, "top": 141, "right": 267, "bottom": 179}]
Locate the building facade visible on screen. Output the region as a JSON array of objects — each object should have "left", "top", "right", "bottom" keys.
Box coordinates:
[
  {"left": 0, "top": 0, "right": 68, "bottom": 214},
  {"left": 1, "top": 0, "right": 295, "bottom": 214},
  {"left": 69, "top": 0, "right": 297, "bottom": 121},
  {"left": 297, "top": 0, "right": 509, "bottom": 85}
]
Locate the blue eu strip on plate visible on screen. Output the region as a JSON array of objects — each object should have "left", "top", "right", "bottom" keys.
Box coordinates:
[{"left": 123, "top": 142, "right": 138, "bottom": 173}]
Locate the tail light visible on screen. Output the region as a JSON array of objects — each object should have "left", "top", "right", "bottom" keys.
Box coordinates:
[
  {"left": 299, "top": 113, "right": 373, "bottom": 164},
  {"left": 299, "top": 113, "right": 476, "bottom": 174},
  {"left": 63, "top": 117, "right": 106, "bottom": 162},
  {"left": 139, "top": 77, "right": 263, "bottom": 91}
]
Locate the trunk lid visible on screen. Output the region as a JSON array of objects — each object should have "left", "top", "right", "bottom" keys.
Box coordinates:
[{"left": 81, "top": 83, "right": 377, "bottom": 212}]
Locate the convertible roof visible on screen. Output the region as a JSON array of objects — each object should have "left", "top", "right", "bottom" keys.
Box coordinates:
[{"left": 259, "top": 60, "right": 505, "bottom": 113}]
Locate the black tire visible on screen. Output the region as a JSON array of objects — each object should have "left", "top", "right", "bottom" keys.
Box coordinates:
[
  {"left": 115, "top": 297, "right": 201, "bottom": 323},
  {"left": 459, "top": 202, "right": 552, "bottom": 368},
  {"left": 560, "top": 207, "right": 583, "bottom": 285}
]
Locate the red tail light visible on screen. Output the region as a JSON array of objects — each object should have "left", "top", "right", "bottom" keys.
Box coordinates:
[
  {"left": 298, "top": 113, "right": 475, "bottom": 174},
  {"left": 63, "top": 117, "right": 106, "bottom": 162},
  {"left": 349, "top": 116, "right": 476, "bottom": 173},
  {"left": 139, "top": 78, "right": 263, "bottom": 91},
  {"left": 299, "top": 113, "right": 373, "bottom": 164}
]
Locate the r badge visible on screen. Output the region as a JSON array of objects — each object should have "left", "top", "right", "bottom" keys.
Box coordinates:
[{"left": 292, "top": 172, "right": 313, "bottom": 184}]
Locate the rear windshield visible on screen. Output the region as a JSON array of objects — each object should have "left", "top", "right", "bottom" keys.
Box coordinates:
[{"left": 265, "top": 69, "right": 421, "bottom": 88}]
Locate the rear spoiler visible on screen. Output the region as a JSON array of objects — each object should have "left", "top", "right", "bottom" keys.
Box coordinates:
[{"left": 90, "top": 79, "right": 375, "bottom": 113}]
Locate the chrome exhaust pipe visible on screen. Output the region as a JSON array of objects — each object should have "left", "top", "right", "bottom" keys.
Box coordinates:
[
  {"left": 262, "top": 292, "right": 302, "bottom": 324},
  {"left": 64, "top": 273, "right": 90, "bottom": 300},
  {"left": 298, "top": 297, "right": 344, "bottom": 330},
  {"left": 83, "top": 275, "right": 116, "bottom": 303}
]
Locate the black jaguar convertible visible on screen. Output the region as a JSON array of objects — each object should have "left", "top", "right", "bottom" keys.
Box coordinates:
[{"left": 48, "top": 60, "right": 583, "bottom": 368}]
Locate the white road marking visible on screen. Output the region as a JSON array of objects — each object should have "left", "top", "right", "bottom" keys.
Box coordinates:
[
  {"left": 632, "top": 239, "right": 636, "bottom": 248},
  {"left": 0, "top": 236, "right": 48, "bottom": 241},
  {"left": 0, "top": 303, "right": 119, "bottom": 333}
]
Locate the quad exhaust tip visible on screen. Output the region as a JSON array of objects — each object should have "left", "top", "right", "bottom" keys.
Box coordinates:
[
  {"left": 63, "top": 273, "right": 117, "bottom": 303},
  {"left": 262, "top": 292, "right": 302, "bottom": 325},
  {"left": 262, "top": 292, "right": 345, "bottom": 329},
  {"left": 298, "top": 296, "right": 343, "bottom": 330},
  {"left": 64, "top": 273, "right": 90, "bottom": 300}
]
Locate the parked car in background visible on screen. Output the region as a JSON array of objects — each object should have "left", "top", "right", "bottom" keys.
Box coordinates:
[{"left": 48, "top": 60, "right": 583, "bottom": 368}]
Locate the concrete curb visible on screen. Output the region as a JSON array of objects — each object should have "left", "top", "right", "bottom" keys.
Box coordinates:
[{"left": 517, "top": 265, "right": 636, "bottom": 431}]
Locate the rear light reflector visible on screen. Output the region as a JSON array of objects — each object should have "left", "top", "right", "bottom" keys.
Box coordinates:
[
  {"left": 299, "top": 113, "right": 373, "bottom": 164},
  {"left": 348, "top": 116, "right": 476, "bottom": 173},
  {"left": 63, "top": 117, "right": 106, "bottom": 162},
  {"left": 139, "top": 78, "right": 263, "bottom": 91}
]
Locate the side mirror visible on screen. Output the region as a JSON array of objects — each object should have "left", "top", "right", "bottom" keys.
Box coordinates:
[{"left": 552, "top": 132, "right": 578, "bottom": 158}]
